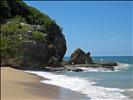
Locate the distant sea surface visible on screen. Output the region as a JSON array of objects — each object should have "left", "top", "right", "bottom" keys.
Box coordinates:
[{"left": 26, "top": 56, "right": 133, "bottom": 100}]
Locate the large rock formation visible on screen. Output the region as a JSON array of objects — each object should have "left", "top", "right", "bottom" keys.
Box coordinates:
[
  {"left": 20, "top": 40, "right": 49, "bottom": 68},
  {"left": 1, "top": 0, "right": 67, "bottom": 69},
  {"left": 18, "top": 25, "right": 67, "bottom": 69},
  {"left": 70, "top": 48, "right": 93, "bottom": 64}
]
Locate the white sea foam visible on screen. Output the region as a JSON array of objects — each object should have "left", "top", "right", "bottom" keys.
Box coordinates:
[
  {"left": 115, "top": 63, "right": 131, "bottom": 71},
  {"left": 26, "top": 71, "right": 129, "bottom": 100},
  {"left": 77, "top": 67, "right": 113, "bottom": 72},
  {"left": 77, "top": 62, "right": 131, "bottom": 72}
]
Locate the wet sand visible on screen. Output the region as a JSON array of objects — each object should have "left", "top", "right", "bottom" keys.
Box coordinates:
[{"left": 1, "top": 67, "right": 90, "bottom": 100}]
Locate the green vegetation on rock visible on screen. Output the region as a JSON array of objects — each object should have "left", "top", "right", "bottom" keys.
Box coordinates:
[
  {"left": 1, "top": 0, "right": 67, "bottom": 68},
  {"left": 32, "top": 31, "right": 47, "bottom": 42},
  {"left": 1, "top": 0, "right": 54, "bottom": 25},
  {"left": 1, "top": 19, "right": 29, "bottom": 59}
]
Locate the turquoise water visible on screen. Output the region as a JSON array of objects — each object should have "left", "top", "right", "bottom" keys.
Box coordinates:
[{"left": 63, "top": 56, "right": 133, "bottom": 89}]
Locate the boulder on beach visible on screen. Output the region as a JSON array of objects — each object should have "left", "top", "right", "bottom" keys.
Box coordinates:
[{"left": 70, "top": 48, "right": 93, "bottom": 64}]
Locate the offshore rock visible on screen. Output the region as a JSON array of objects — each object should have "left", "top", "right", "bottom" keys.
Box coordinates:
[{"left": 70, "top": 48, "right": 93, "bottom": 64}]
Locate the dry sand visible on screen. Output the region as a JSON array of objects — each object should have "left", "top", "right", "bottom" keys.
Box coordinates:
[{"left": 1, "top": 67, "right": 90, "bottom": 100}]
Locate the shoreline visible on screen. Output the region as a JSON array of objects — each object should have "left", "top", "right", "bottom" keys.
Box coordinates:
[
  {"left": 1, "top": 67, "right": 90, "bottom": 100},
  {"left": 1, "top": 64, "right": 132, "bottom": 100},
  {"left": 26, "top": 65, "right": 132, "bottom": 100}
]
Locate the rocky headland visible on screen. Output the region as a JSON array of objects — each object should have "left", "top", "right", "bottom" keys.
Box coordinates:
[{"left": 1, "top": 0, "right": 66, "bottom": 69}]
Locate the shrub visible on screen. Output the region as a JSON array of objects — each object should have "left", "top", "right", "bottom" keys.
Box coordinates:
[
  {"left": 32, "top": 31, "right": 46, "bottom": 42},
  {"left": 9, "top": 16, "right": 26, "bottom": 23},
  {"left": 1, "top": 20, "right": 29, "bottom": 59}
]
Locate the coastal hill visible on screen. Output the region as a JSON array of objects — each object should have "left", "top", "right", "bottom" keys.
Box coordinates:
[{"left": 1, "top": 0, "right": 67, "bottom": 69}]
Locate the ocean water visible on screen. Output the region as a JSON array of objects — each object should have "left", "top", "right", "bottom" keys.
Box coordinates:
[{"left": 26, "top": 56, "right": 133, "bottom": 100}]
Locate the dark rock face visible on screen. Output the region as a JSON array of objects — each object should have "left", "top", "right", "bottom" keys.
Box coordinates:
[
  {"left": 1, "top": 26, "right": 66, "bottom": 69},
  {"left": 70, "top": 48, "right": 93, "bottom": 64},
  {"left": 86, "top": 52, "right": 94, "bottom": 64},
  {"left": 17, "top": 25, "right": 67, "bottom": 69},
  {"left": 19, "top": 40, "right": 49, "bottom": 68},
  {"left": 18, "top": 25, "right": 67, "bottom": 69},
  {"left": 71, "top": 48, "right": 86, "bottom": 64},
  {"left": 48, "top": 56, "right": 60, "bottom": 67},
  {"left": 48, "top": 44, "right": 57, "bottom": 57},
  {"left": 53, "top": 36, "right": 67, "bottom": 62}
]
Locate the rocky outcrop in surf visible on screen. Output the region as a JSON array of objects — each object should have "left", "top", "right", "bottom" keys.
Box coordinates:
[
  {"left": 70, "top": 48, "right": 93, "bottom": 64},
  {"left": 61, "top": 48, "right": 117, "bottom": 72}
]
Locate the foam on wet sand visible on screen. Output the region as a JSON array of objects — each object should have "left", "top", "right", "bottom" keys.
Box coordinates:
[
  {"left": 1, "top": 67, "right": 89, "bottom": 100},
  {"left": 26, "top": 70, "right": 131, "bottom": 100}
]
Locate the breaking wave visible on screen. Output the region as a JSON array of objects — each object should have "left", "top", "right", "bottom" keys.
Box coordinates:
[
  {"left": 26, "top": 71, "right": 130, "bottom": 100},
  {"left": 77, "top": 62, "right": 131, "bottom": 72}
]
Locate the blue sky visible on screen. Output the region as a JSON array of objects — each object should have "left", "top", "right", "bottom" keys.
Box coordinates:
[{"left": 25, "top": 1, "right": 132, "bottom": 56}]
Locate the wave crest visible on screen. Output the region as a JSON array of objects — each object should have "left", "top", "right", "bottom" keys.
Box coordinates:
[
  {"left": 77, "top": 62, "right": 131, "bottom": 72},
  {"left": 115, "top": 63, "right": 131, "bottom": 71}
]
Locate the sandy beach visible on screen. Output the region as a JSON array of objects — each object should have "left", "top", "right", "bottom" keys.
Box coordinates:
[{"left": 1, "top": 67, "right": 89, "bottom": 100}]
